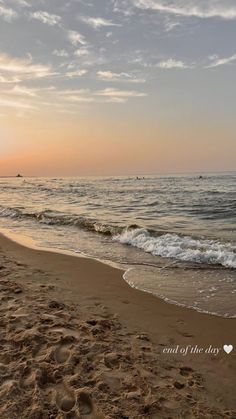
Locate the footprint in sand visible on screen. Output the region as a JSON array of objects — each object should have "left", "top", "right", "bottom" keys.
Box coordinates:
[
  {"left": 55, "top": 387, "right": 104, "bottom": 418},
  {"left": 179, "top": 366, "right": 193, "bottom": 377},
  {"left": 56, "top": 384, "right": 76, "bottom": 412},
  {"left": 54, "top": 344, "right": 71, "bottom": 364},
  {"left": 77, "top": 391, "right": 104, "bottom": 418},
  {"left": 78, "top": 391, "right": 93, "bottom": 415}
]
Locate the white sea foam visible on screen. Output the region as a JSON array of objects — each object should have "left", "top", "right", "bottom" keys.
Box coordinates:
[{"left": 113, "top": 228, "right": 236, "bottom": 269}]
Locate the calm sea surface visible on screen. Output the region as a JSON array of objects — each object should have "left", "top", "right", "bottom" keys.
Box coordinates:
[{"left": 0, "top": 173, "right": 235, "bottom": 317}]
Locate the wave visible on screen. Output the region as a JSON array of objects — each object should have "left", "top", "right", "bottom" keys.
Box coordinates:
[
  {"left": 1, "top": 205, "right": 236, "bottom": 269},
  {"left": 0, "top": 206, "right": 126, "bottom": 236},
  {"left": 113, "top": 228, "right": 236, "bottom": 269}
]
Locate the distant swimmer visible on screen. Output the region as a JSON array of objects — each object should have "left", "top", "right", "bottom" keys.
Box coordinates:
[
  {"left": 16, "top": 174, "right": 23, "bottom": 178},
  {"left": 199, "top": 175, "right": 203, "bottom": 179}
]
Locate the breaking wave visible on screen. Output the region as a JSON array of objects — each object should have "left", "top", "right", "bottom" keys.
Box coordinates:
[
  {"left": 0, "top": 205, "right": 236, "bottom": 269},
  {"left": 113, "top": 228, "right": 236, "bottom": 269}
]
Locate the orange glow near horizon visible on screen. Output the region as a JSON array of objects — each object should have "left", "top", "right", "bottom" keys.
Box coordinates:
[{"left": 1, "top": 110, "right": 236, "bottom": 176}]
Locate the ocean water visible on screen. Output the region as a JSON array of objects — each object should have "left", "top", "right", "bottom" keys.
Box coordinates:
[{"left": 0, "top": 173, "right": 235, "bottom": 317}]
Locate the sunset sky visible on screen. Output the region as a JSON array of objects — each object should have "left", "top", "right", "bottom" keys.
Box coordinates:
[{"left": 0, "top": 0, "right": 236, "bottom": 176}]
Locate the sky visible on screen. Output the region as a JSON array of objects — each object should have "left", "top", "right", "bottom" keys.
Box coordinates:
[{"left": 0, "top": 0, "right": 236, "bottom": 176}]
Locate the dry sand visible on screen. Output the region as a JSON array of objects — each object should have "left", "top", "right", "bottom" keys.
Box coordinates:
[{"left": 0, "top": 233, "right": 235, "bottom": 418}]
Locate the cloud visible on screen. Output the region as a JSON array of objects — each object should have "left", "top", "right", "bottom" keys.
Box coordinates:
[
  {"left": 56, "top": 87, "right": 147, "bottom": 104},
  {"left": 105, "top": 97, "right": 128, "bottom": 103},
  {"left": 0, "top": 75, "right": 20, "bottom": 83},
  {"left": 96, "top": 87, "right": 147, "bottom": 102},
  {"left": 53, "top": 87, "right": 147, "bottom": 105},
  {"left": 53, "top": 49, "right": 69, "bottom": 58},
  {"left": 132, "top": 0, "right": 236, "bottom": 20},
  {"left": 68, "top": 30, "right": 87, "bottom": 46},
  {"left": 66, "top": 69, "right": 88, "bottom": 77},
  {"left": 81, "top": 16, "right": 121, "bottom": 29},
  {"left": 6, "top": 84, "right": 55, "bottom": 97},
  {"left": 0, "top": 4, "right": 17, "bottom": 22},
  {"left": 0, "top": 53, "right": 54, "bottom": 81},
  {"left": 10, "top": 85, "right": 38, "bottom": 97},
  {"left": 97, "top": 70, "right": 145, "bottom": 83},
  {"left": 0, "top": 83, "right": 95, "bottom": 115},
  {"left": 56, "top": 89, "right": 90, "bottom": 96},
  {"left": 50, "top": 88, "right": 94, "bottom": 103},
  {"left": 12, "top": 0, "right": 30, "bottom": 7},
  {"left": 74, "top": 48, "right": 90, "bottom": 57},
  {"left": 63, "top": 95, "right": 94, "bottom": 103},
  {"left": 30, "top": 11, "right": 62, "bottom": 26},
  {"left": 157, "top": 58, "right": 190, "bottom": 69},
  {"left": 163, "top": 18, "right": 181, "bottom": 32},
  {"left": 0, "top": 98, "right": 36, "bottom": 110},
  {"left": 0, "top": 81, "right": 147, "bottom": 114},
  {"left": 113, "top": 0, "right": 135, "bottom": 16},
  {"left": 206, "top": 53, "right": 236, "bottom": 68}
]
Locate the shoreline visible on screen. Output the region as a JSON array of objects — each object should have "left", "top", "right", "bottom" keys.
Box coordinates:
[
  {"left": 0, "top": 232, "right": 235, "bottom": 417},
  {"left": 1, "top": 227, "right": 235, "bottom": 320},
  {"left": 0, "top": 228, "right": 123, "bottom": 269}
]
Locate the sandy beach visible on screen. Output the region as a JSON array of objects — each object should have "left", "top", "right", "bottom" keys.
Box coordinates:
[
  {"left": 0, "top": 233, "right": 235, "bottom": 418},
  {"left": 1, "top": 0, "right": 235, "bottom": 414}
]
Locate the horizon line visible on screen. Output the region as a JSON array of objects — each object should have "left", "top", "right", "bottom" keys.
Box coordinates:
[{"left": 0, "top": 170, "right": 236, "bottom": 178}]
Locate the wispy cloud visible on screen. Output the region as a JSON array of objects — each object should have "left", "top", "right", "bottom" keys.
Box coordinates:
[
  {"left": 62, "top": 94, "right": 94, "bottom": 104},
  {"left": 97, "top": 70, "right": 145, "bottom": 83},
  {"left": 56, "top": 87, "right": 147, "bottom": 105},
  {"left": 42, "top": 88, "right": 94, "bottom": 105},
  {"left": 30, "top": 11, "right": 62, "bottom": 26},
  {"left": 10, "top": 85, "right": 38, "bottom": 97},
  {"left": 96, "top": 87, "right": 147, "bottom": 103},
  {"left": 81, "top": 16, "right": 121, "bottom": 29},
  {"left": 163, "top": 17, "right": 181, "bottom": 32},
  {"left": 0, "top": 75, "right": 20, "bottom": 83},
  {"left": 13, "top": 0, "right": 30, "bottom": 7},
  {"left": 0, "top": 4, "right": 17, "bottom": 22},
  {"left": 0, "top": 98, "right": 36, "bottom": 110},
  {"left": 0, "top": 82, "right": 148, "bottom": 116},
  {"left": 74, "top": 48, "right": 90, "bottom": 57},
  {"left": 157, "top": 58, "right": 190, "bottom": 69},
  {"left": 53, "top": 49, "right": 69, "bottom": 58},
  {"left": 0, "top": 53, "right": 54, "bottom": 81},
  {"left": 132, "top": 0, "right": 236, "bottom": 20},
  {"left": 206, "top": 53, "right": 236, "bottom": 68},
  {"left": 36, "top": 89, "right": 95, "bottom": 106},
  {"left": 68, "top": 30, "right": 87, "bottom": 46},
  {"left": 66, "top": 69, "right": 88, "bottom": 77}
]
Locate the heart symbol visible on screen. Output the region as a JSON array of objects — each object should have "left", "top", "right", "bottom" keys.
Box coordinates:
[{"left": 223, "top": 345, "right": 233, "bottom": 354}]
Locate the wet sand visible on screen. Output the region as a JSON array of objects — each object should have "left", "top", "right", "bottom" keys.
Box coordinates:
[{"left": 0, "top": 233, "right": 235, "bottom": 418}]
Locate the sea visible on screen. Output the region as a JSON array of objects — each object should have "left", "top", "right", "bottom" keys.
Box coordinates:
[{"left": 0, "top": 173, "right": 235, "bottom": 318}]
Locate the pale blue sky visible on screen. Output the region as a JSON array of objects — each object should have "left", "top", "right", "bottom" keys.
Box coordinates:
[{"left": 0, "top": 0, "right": 236, "bottom": 109}]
